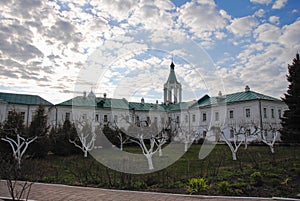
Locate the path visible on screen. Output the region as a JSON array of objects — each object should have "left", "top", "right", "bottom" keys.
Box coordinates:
[{"left": 0, "top": 180, "right": 280, "bottom": 201}]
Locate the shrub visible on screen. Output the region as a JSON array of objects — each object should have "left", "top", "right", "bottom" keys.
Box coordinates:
[
  {"left": 250, "top": 171, "right": 263, "bottom": 186},
  {"left": 132, "top": 181, "right": 147, "bottom": 189},
  {"left": 217, "top": 181, "right": 230, "bottom": 194},
  {"left": 186, "top": 178, "right": 208, "bottom": 194}
]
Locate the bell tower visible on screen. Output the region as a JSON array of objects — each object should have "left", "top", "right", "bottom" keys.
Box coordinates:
[{"left": 163, "top": 61, "right": 182, "bottom": 104}]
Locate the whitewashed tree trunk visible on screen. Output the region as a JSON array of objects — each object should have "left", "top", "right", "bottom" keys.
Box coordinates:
[
  {"left": 158, "top": 146, "right": 163, "bottom": 157},
  {"left": 146, "top": 154, "right": 154, "bottom": 170},
  {"left": 232, "top": 151, "right": 237, "bottom": 161},
  {"left": 270, "top": 145, "right": 275, "bottom": 154},
  {"left": 184, "top": 142, "right": 189, "bottom": 152}
]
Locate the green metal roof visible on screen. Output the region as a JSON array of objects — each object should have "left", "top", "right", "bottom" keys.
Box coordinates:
[
  {"left": 167, "top": 101, "right": 196, "bottom": 111},
  {"left": 129, "top": 102, "right": 166, "bottom": 112},
  {"left": 0, "top": 92, "right": 53, "bottom": 106},
  {"left": 192, "top": 90, "right": 282, "bottom": 108},
  {"left": 55, "top": 90, "right": 282, "bottom": 111},
  {"left": 57, "top": 96, "right": 130, "bottom": 110}
]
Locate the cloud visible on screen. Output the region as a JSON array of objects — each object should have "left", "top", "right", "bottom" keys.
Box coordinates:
[
  {"left": 219, "top": 19, "right": 300, "bottom": 98},
  {"left": 272, "top": 0, "right": 288, "bottom": 9},
  {"left": 178, "top": 0, "right": 229, "bottom": 43},
  {"left": 227, "top": 16, "right": 259, "bottom": 37},
  {"left": 250, "top": 0, "right": 272, "bottom": 5},
  {"left": 254, "top": 9, "right": 265, "bottom": 18},
  {"left": 269, "top": 16, "right": 280, "bottom": 25},
  {"left": 254, "top": 23, "right": 281, "bottom": 43},
  {"left": 279, "top": 20, "right": 300, "bottom": 48}
]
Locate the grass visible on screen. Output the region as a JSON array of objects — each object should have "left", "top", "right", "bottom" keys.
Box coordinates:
[{"left": 3, "top": 143, "right": 300, "bottom": 198}]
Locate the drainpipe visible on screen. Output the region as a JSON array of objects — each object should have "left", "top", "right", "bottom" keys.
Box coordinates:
[
  {"left": 26, "top": 105, "right": 30, "bottom": 127},
  {"left": 258, "top": 99, "right": 263, "bottom": 134},
  {"left": 187, "top": 107, "right": 191, "bottom": 134},
  {"left": 55, "top": 106, "right": 58, "bottom": 127}
]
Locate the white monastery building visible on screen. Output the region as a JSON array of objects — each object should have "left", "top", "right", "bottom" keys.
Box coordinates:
[{"left": 0, "top": 62, "right": 287, "bottom": 142}]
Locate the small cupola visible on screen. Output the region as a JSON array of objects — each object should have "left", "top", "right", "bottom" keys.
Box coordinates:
[
  {"left": 141, "top": 97, "right": 145, "bottom": 104},
  {"left": 88, "top": 90, "right": 96, "bottom": 98},
  {"left": 216, "top": 91, "right": 225, "bottom": 102},
  {"left": 245, "top": 85, "right": 250, "bottom": 92},
  {"left": 218, "top": 91, "right": 222, "bottom": 97}
]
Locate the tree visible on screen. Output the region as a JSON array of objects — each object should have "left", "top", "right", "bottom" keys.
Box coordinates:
[
  {"left": 258, "top": 123, "right": 279, "bottom": 153},
  {"left": 280, "top": 53, "right": 300, "bottom": 143},
  {"left": 70, "top": 120, "right": 99, "bottom": 157},
  {"left": 127, "top": 120, "right": 167, "bottom": 170},
  {"left": 2, "top": 109, "right": 25, "bottom": 136},
  {"left": 27, "top": 105, "right": 50, "bottom": 158},
  {"left": 49, "top": 119, "right": 80, "bottom": 156},
  {"left": 106, "top": 121, "right": 131, "bottom": 151},
  {"left": 1, "top": 109, "right": 37, "bottom": 168},
  {"left": 219, "top": 125, "right": 243, "bottom": 161}
]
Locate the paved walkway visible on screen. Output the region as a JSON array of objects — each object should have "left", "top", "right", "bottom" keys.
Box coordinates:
[{"left": 0, "top": 180, "right": 280, "bottom": 201}]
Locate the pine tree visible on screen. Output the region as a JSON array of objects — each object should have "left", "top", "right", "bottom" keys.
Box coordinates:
[
  {"left": 2, "top": 109, "right": 25, "bottom": 137},
  {"left": 280, "top": 53, "right": 300, "bottom": 143},
  {"left": 28, "top": 104, "right": 50, "bottom": 158},
  {"left": 0, "top": 109, "right": 26, "bottom": 157},
  {"left": 49, "top": 119, "right": 81, "bottom": 156}
]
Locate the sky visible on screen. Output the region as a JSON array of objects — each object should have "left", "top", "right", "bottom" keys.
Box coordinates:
[{"left": 0, "top": 0, "right": 299, "bottom": 104}]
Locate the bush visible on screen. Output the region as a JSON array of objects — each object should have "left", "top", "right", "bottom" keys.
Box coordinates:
[
  {"left": 132, "top": 181, "right": 147, "bottom": 189},
  {"left": 250, "top": 171, "right": 263, "bottom": 186},
  {"left": 49, "top": 120, "right": 81, "bottom": 156},
  {"left": 217, "top": 181, "right": 230, "bottom": 194},
  {"left": 186, "top": 178, "right": 208, "bottom": 194}
]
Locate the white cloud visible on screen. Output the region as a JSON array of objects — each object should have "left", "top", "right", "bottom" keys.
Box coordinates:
[
  {"left": 254, "top": 23, "right": 281, "bottom": 43},
  {"left": 269, "top": 16, "right": 280, "bottom": 25},
  {"left": 254, "top": 9, "right": 265, "bottom": 18},
  {"left": 279, "top": 20, "right": 300, "bottom": 48},
  {"left": 178, "top": 0, "right": 229, "bottom": 42},
  {"left": 272, "top": 0, "right": 288, "bottom": 9},
  {"left": 250, "top": 0, "right": 272, "bottom": 5},
  {"left": 227, "top": 16, "right": 259, "bottom": 37}
]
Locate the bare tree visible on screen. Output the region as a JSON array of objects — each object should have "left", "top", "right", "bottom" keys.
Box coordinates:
[
  {"left": 229, "top": 120, "right": 259, "bottom": 150},
  {"left": 213, "top": 123, "right": 244, "bottom": 161},
  {"left": 0, "top": 158, "right": 33, "bottom": 201},
  {"left": 69, "top": 120, "right": 100, "bottom": 157},
  {"left": 127, "top": 119, "right": 167, "bottom": 170},
  {"left": 1, "top": 129, "right": 37, "bottom": 168},
  {"left": 258, "top": 123, "right": 279, "bottom": 153},
  {"left": 109, "top": 121, "right": 130, "bottom": 151}
]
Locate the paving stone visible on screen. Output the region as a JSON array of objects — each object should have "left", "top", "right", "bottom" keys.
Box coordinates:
[{"left": 0, "top": 181, "right": 274, "bottom": 201}]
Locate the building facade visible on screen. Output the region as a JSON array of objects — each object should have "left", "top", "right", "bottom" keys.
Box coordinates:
[
  {"left": 0, "top": 92, "right": 53, "bottom": 127},
  {"left": 0, "top": 62, "right": 288, "bottom": 142}
]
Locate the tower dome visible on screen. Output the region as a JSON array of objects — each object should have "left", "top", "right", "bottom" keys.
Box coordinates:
[{"left": 163, "top": 61, "right": 182, "bottom": 104}]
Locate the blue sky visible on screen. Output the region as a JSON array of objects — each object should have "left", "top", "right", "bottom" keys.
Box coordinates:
[{"left": 0, "top": 0, "right": 299, "bottom": 104}]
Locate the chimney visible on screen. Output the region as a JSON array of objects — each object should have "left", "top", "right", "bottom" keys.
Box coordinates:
[
  {"left": 103, "top": 93, "right": 107, "bottom": 99},
  {"left": 245, "top": 85, "right": 250, "bottom": 92},
  {"left": 83, "top": 91, "right": 86, "bottom": 97},
  {"left": 141, "top": 97, "right": 144, "bottom": 104},
  {"left": 296, "top": 52, "right": 299, "bottom": 61}
]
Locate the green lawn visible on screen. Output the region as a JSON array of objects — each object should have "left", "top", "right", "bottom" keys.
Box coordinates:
[{"left": 5, "top": 144, "right": 300, "bottom": 198}]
